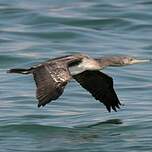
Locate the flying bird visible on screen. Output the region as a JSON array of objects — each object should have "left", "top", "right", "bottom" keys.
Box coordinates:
[{"left": 7, "top": 54, "right": 149, "bottom": 112}]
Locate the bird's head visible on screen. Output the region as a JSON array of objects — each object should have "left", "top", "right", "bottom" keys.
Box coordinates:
[
  {"left": 120, "top": 56, "right": 150, "bottom": 65},
  {"left": 95, "top": 56, "right": 150, "bottom": 68}
]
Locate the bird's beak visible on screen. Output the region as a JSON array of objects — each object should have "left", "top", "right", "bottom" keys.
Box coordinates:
[{"left": 132, "top": 59, "right": 150, "bottom": 64}]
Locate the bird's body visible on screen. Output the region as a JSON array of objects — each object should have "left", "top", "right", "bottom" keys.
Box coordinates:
[
  {"left": 7, "top": 53, "right": 149, "bottom": 112},
  {"left": 69, "top": 55, "right": 101, "bottom": 75}
]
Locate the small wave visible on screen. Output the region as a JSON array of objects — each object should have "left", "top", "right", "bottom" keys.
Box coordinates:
[{"left": 0, "top": 124, "right": 70, "bottom": 134}]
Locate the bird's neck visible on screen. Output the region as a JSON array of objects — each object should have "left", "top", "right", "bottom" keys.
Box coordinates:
[{"left": 95, "top": 57, "right": 124, "bottom": 68}]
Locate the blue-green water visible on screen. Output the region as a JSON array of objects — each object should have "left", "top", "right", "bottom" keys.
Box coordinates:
[{"left": 0, "top": 0, "right": 152, "bottom": 151}]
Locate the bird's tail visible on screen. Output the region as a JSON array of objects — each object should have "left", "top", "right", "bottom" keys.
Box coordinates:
[{"left": 7, "top": 68, "right": 32, "bottom": 74}]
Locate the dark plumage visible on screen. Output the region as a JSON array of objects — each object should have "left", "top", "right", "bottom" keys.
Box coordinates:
[
  {"left": 73, "top": 70, "right": 121, "bottom": 112},
  {"left": 7, "top": 53, "right": 149, "bottom": 112}
]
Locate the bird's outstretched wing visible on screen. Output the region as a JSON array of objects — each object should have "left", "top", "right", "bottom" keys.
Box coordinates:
[
  {"left": 73, "top": 70, "right": 121, "bottom": 112},
  {"left": 32, "top": 62, "right": 71, "bottom": 107}
]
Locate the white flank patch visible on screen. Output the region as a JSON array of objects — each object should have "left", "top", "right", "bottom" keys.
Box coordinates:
[
  {"left": 69, "top": 65, "right": 85, "bottom": 75},
  {"left": 69, "top": 57, "right": 99, "bottom": 75}
]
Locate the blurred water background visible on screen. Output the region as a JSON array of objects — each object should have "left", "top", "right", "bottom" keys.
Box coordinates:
[{"left": 0, "top": 0, "right": 152, "bottom": 151}]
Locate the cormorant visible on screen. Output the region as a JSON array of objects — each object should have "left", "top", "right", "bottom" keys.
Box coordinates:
[{"left": 7, "top": 54, "right": 149, "bottom": 112}]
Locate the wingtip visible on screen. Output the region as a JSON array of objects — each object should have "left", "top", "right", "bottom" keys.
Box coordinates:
[
  {"left": 116, "top": 104, "right": 120, "bottom": 109},
  {"left": 38, "top": 102, "right": 47, "bottom": 108},
  {"left": 38, "top": 104, "right": 41, "bottom": 108},
  {"left": 106, "top": 104, "right": 121, "bottom": 112},
  {"left": 112, "top": 106, "right": 117, "bottom": 112},
  {"left": 106, "top": 106, "right": 111, "bottom": 112}
]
